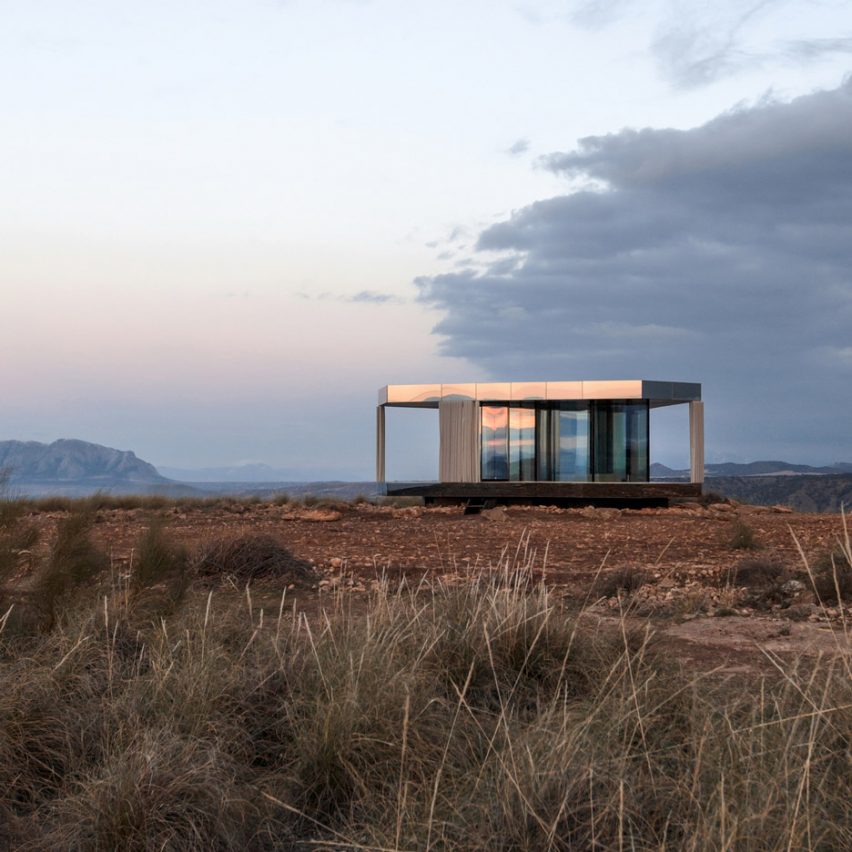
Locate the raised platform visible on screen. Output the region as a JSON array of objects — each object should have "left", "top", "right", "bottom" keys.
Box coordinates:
[{"left": 383, "top": 481, "right": 702, "bottom": 508}]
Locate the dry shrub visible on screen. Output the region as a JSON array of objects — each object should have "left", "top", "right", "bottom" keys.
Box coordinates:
[
  {"left": 129, "top": 520, "right": 190, "bottom": 617},
  {"left": 0, "top": 532, "right": 850, "bottom": 850},
  {"left": 810, "top": 546, "right": 852, "bottom": 604},
  {"left": 194, "top": 534, "right": 315, "bottom": 585},
  {"left": 0, "top": 510, "right": 39, "bottom": 585},
  {"left": 727, "top": 555, "right": 786, "bottom": 587},
  {"left": 302, "top": 495, "right": 349, "bottom": 512},
  {"left": 729, "top": 518, "right": 760, "bottom": 550},
  {"left": 26, "top": 511, "right": 107, "bottom": 630},
  {"left": 42, "top": 732, "right": 263, "bottom": 851},
  {"left": 592, "top": 565, "right": 651, "bottom": 598}
]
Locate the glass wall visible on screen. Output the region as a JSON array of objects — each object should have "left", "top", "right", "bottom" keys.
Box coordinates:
[
  {"left": 482, "top": 400, "right": 648, "bottom": 483},
  {"left": 509, "top": 406, "right": 536, "bottom": 481},
  {"left": 626, "top": 402, "right": 648, "bottom": 481},
  {"left": 557, "top": 406, "right": 590, "bottom": 480},
  {"left": 592, "top": 402, "right": 648, "bottom": 482},
  {"left": 535, "top": 405, "right": 590, "bottom": 481},
  {"left": 480, "top": 406, "right": 509, "bottom": 480}
]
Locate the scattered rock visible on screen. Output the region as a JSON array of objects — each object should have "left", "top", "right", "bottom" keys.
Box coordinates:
[
  {"left": 480, "top": 506, "right": 507, "bottom": 522},
  {"left": 780, "top": 579, "right": 805, "bottom": 595},
  {"left": 282, "top": 508, "right": 342, "bottom": 522},
  {"left": 783, "top": 603, "right": 814, "bottom": 621}
]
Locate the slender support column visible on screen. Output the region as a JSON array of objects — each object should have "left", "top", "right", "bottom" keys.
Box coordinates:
[
  {"left": 376, "top": 405, "right": 386, "bottom": 484},
  {"left": 689, "top": 400, "right": 704, "bottom": 485}
]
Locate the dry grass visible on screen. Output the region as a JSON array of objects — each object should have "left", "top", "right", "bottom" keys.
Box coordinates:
[
  {"left": 193, "top": 534, "right": 317, "bottom": 585},
  {"left": 0, "top": 510, "right": 849, "bottom": 849},
  {"left": 729, "top": 517, "right": 761, "bottom": 550}
]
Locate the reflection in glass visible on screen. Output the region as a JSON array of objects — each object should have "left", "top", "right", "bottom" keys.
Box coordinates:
[
  {"left": 557, "top": 408, "right": 590, "bottom": 480},
  {"left": 535, "top": 408, "right": 555, "bottom": 481},
  {"left": 627, "top": 402, "right": 648, "bottom": 481},
  {"left": 509, "top": 407, "right": 536, "bottom": 481},
  {"left": 593, "top": 402, "right": 648, "bottom": 482},
  {"left": 484, "top": 400, "right": 648, "bottom": 483},
  {"left": 593, "top": 404, "right": 627, "bottom": 482},
  {"left": 481, "top": 406, "right": 508, "bottom": 480},
  {"left": 534, "top": 404, "right": 590, "bottom": 481}
]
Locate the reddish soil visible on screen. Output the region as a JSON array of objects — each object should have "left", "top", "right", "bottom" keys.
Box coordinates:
[{"left": 13, "top": 500, "right": 852, "bottom": 672}]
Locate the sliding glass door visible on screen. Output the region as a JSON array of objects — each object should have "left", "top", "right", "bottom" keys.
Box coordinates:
[
  {"left": 481, "top": 400, "right": 648, "bottom": 482},
  {"left": 592, "top": 402, "right": 648, "bottom": 482}
]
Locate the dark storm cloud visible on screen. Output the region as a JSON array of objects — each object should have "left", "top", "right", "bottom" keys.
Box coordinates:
[{"left": 416, "top": 81, "right": 852, "bottom": 461}]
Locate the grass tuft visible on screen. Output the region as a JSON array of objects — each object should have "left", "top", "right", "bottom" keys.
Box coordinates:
[
  {"left": 194, "top": 534, "right": 316, "bottom": 585},
  {"left": 0, "top": 523, "right": 849, "bottom": 849},
  {"left": 729, "top": 517, "right": 760, "bottom": 550}
]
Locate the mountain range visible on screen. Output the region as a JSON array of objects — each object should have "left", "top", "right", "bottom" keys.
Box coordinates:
[
  {"left": 0, "top": 439, "right": 194, "bottom": 497},
  {"left": 2, "top": 439, "right": 851, "bottom": 510},
  {"left": 651, "top": 460, "right": 852, "bottom": 478}
]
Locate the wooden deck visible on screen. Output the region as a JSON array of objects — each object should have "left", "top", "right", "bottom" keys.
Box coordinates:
[{"left": 384, "top": 481, "right": 702, "bottom": 507}]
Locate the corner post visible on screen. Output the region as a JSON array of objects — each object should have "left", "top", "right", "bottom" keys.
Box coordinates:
[
  {"left": 689, "top": 400, "right": 704, "bottom": 485},
  {"left": 376, "top": 405, "right": 386, "bottom": 485}
]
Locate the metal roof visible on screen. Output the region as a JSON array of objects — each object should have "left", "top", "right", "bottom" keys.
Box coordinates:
[{"left": 379, "top": 380, "right": 701, "bottom": 407}]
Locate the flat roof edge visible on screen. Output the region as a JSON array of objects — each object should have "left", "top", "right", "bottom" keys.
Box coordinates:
[{"left": 380, "top": 381, "right": 701, "bottom": 406}]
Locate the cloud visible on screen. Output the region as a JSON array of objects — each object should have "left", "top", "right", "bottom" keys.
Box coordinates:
[
  {"left": 565, "top": 1, "right": 852, "bottom": 88},
  {"left": 296, "top": 289, "right": 402, "bottom": 304},
  {"left": 782, "top": 35, "right": 852, "bottom": 63},
  {"left": 416, "top": 80, "right": 852, "bottom": 461},
  {"left": 349, "top": 290, "right": 400, "bottom": 304},
  {"left": 649, "top": 0, "right": 774, "bottom": 88},
  {"left": 505, "top": 137, "right": 531, "bottom": 157},
  {"left": 568, "top": 0, "right": 638, "bottom": 29}
]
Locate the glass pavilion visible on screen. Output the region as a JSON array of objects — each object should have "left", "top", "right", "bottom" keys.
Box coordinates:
[{"left": 376, "top": 381, "right": 703, "bottom": 504}]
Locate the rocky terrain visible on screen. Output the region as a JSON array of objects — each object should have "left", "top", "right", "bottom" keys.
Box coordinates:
[{"left": 10, "top": 497, "right": 850, "bottom": 673}]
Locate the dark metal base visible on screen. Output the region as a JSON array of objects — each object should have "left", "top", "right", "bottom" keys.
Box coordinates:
[{"left": 384, "top": 481, "right": 702, "bottom": 508}]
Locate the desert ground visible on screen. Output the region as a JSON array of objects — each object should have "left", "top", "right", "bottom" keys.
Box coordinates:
[
  {"left": 2, "top": 496, "right": 850, "bottom": 849},
  {"left": 13, "top": 497, "right": 852, "bottom": 671}
]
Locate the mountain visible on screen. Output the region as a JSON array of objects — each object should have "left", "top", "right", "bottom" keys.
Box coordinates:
[
  {"left": 0, "top": 439, "right": 199, "bottom": 497},
  {"left": 652, "top": 460, "right": 852, "bottom": 479},
  {"left": 0, "top": 439, "right": 164, "bottom": 482},
  {"left": 707, "top": 475, "right": 852, "bottom": 513}
]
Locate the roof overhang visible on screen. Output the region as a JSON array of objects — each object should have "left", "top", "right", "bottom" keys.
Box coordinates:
[{"left": 378, "top": 381, "right": 701, "bottom": 408}]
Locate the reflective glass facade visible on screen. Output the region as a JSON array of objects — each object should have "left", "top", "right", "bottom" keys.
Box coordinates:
[
  {"left": 509, "top": 406, "right": 536, "bottom": 481},
  {"left": 482, "top": 400, "right": 648, "bottom": 482},
  {"left": 480, "top": 406, "right": 509, "bottom": 480}
]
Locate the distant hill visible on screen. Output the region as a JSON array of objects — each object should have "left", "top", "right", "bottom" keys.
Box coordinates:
[
  {"left": 707, "top": 475, "right": 852, "bottom": 513},
  {"left": 649, "top": 459, "right": 852, "bottom": 512},
  {"left": 0, "top": 439, "right": 198, "bottom": 497},
  {"left": 651, "top": 460, "right": 852, "bottom": 479},
  {"left": 1, "top": 440, "right": 849, "bottom": 510}
]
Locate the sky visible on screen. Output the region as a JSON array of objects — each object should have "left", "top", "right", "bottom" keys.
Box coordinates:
[{"left": 2, "top": 0, "right": 851, "bottom": 479}]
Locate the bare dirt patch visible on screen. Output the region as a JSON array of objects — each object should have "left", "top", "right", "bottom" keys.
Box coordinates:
[{"left": 10, "top": 499, "right": 851, "bottom": 672}]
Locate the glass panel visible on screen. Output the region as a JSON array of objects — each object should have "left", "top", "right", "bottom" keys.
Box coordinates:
[
  {"left": 509, "top": 407, "right": 536, "bottom": 481},
  {"left": 557, "top": 407, "right": 590, "bottom": 481},
  {"left": 480, "top": 406, "right": 508, "bottom": 480},
  {"left": 593, "top": 403, "right": 627, "bottom": 482},
  {"left": 536, "top": 408, "right": 553, "bottom": 480},
  {"left": 627, "top": 402, "right": 649, "bottom": 481},
  {"left": 592, "top": 401, "right": 649, "bottom": 482}
]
